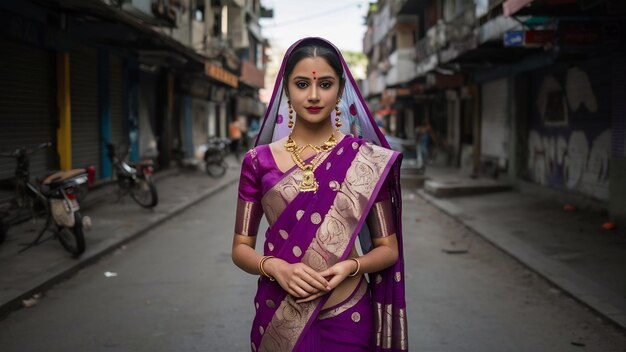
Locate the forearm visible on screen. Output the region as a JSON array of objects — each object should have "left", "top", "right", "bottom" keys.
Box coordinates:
[
  {"left": 350, "top": 235, "right": 399, "bottom": 275},
  {"left": 232, "top": 237, "right": 264, "bottom": 276}
]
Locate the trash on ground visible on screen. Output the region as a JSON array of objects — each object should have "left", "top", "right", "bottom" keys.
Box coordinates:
[
  {"left": 601, "top": 222, "right": 615, "bottom": 231},
  {"left": 563, "top": 204, "right": 577, "bottom": 212},
  {"left": 104, "top": 271, "right": 118, "bottom": 278},
  {"left": 22, "top": 293, "right": 41, "bottom": 308}
]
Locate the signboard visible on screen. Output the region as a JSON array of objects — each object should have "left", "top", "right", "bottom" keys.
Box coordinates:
[
  {"left": 204, "top": 63, "right": 239, "bottom": 88},
  {"left": 504, "top": 30, "right": 555, "bottom": 47},
  {"left": 504, "top": 31, "right": 524, "bottom": 47}
]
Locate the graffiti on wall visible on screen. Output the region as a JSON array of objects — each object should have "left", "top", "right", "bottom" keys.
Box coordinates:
[{"left": 528, "top": 63, "right": 611, "bottom": 201}]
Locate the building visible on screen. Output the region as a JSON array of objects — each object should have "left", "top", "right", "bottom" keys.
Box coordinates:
[
  {"left": 363, "top": 0, "right": 626, "bottom": 223},
  {"left": 0, "top": 0, "right": 272, "bottom": 189}
]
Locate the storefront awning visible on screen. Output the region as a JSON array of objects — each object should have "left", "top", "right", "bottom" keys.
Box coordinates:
[
  {"left": 503, "top": 0, "right": 534, "bottom": 16},
  {"left": 33, "top": 0, "right": 210, "bottom": 71}
]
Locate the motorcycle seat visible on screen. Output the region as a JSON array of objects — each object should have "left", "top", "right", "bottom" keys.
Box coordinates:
[
  {"left": 42, "top": 169, "right": 87, "bottom": 185},
  {"left": 136, "top": 159, "right": 154, "bottom": 167}
]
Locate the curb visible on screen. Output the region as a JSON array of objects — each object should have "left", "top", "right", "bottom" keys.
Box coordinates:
[
  {"left": 0, "top": 172, "right": 239, "bottom": 318},
  {"left": 416, "top": 189, "right": 626, "bottom": 331}
]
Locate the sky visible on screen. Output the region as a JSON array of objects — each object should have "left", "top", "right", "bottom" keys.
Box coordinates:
[
  {"left": 258, "top": 0, "right": 370, "bottom": 102},
  {"left": 259, "top": 0, "right": 370, "bottom": 53}
]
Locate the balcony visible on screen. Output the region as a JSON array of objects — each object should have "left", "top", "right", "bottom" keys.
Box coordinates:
[
  {"left": 120, "top": 0, "right": 176, "bottom": 26},
  {"left": 366, "top": 70, "right": 386, "bottom": 97},
  {"left": 414, "top": 23, "right": 445, "bottom": 61},
  {"left": 239, "top": 60, "right": 265, "bottom": 89},
  {"left": 385, "top": 48, "right": 417, "bottom": 87},
  {"left": 440, "top": 6, "right": 478, "bottom": 63}
]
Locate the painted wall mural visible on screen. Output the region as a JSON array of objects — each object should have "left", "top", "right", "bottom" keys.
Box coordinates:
[{"left": 527, "top": 59, "right": 611, "bottom": 201}]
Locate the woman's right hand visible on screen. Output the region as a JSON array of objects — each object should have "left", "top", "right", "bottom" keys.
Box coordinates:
[{"left": 264, "top": 258, "right": 331, "bottom": 299}]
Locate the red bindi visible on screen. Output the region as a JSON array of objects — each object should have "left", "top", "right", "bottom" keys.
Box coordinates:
[{"left": 312, "top": 71, "right": 317, "bottom": 80}]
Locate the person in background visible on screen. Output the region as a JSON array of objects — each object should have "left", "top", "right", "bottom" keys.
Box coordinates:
[
  {"left": 229, "top": 118, "right": 242, "bottom": 160},
  {"left": 415, "top": 116, "right": 436, "bottom": 169}
]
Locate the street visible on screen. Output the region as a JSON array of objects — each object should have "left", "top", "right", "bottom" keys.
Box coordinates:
[{"left": 0, "top": 181, "right": 624, "bottom": 352}]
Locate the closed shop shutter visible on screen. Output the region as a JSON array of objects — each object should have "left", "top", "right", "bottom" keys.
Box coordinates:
[
  {"left": 612, "top": 55, "right": 626, "bottom": 158},
  {"left": 0, "top": 37, "right": 55, "bottom": 181},
  {"left": 109, "top": 54, "right": 125, "bottom": 147},
  {"left": 139, "top": 71, "right": 158, "bottom": 158},
  {"left": 70, "top": 44, "right": 100, "bottom": 178},
  {"left": 480, "top": 78, "right": 509, "bottom": 168},
  {"left": 528, "top": 59, "right": 612, "bottom": 200}
]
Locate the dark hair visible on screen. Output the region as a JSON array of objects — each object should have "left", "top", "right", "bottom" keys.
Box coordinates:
[{"left": 283, "top": 39, "right": 345, "bottom": 93}]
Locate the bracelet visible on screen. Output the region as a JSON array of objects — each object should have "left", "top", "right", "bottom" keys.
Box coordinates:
[
  {"left": 258, "top": 255, "right": 276, "bottom": 281},
  {"left": 347, "top": 258, "right": 361, "bottom": 277}
]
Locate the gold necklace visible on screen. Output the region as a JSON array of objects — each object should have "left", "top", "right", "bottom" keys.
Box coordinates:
[{"left": 285, "top": 133, "right": 338, "bottom": 192}]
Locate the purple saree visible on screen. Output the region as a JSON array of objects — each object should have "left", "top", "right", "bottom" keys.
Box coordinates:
[{"left": 237, "top": 37, "right": 408, "bottom": 352}]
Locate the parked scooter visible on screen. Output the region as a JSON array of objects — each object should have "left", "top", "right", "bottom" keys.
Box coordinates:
[
  {"left": 106, "top": 143, "right": 158, "bottom": 208},
  {"left": 0, "top": 143, "right": 92, "bottom": 256},
  {"left": 203, "top": 136, "right": 229, "bottom": 178}
]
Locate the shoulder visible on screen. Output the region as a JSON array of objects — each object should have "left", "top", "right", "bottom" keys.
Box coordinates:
[{"left": 242, "top": 146, "right": 264, "bottom": 172}]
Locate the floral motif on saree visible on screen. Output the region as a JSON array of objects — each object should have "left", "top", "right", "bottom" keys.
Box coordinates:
[{"left": 251, "top": 138, "right": 399, "bottom": 352}]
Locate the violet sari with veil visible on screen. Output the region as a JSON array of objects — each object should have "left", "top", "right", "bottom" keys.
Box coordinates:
[{"left": 236, "top": 38, "right": 408, "bottom": 352}]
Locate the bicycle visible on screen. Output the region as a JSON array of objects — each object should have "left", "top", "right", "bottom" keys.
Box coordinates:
[
  {"left": 203, "top": 136, "right": 229, "bottom": 178},
  {"left": 0, "top": 143, "right": 91, "bottom": 257},
  {"left": 106, "top": 143, "right": 159, "bottom": 208}
]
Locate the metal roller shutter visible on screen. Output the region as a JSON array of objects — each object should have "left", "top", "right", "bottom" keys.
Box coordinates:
[
  {"left": 480, "top": 78, "right": 510, "bottom": 168},
  {"left": 109, "top": 54, "right": 125, "bottom": 147},
  {"left": 70, "top": 44, "right": 100, "bottom": 178},
  {"left": 0, "top": 37, "right": 55, "bottom": 181}
]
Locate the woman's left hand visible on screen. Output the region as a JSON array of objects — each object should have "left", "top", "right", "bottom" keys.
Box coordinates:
[{"left": 295, "top": 260, "right": 356, "bottom": 303}]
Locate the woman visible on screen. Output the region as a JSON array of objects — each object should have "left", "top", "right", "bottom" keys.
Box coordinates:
[{"left": 232, "top": 37, "right": 408, "bottom": 352}]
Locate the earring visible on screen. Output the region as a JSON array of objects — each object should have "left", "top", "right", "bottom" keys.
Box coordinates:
[
  {"left": 334, "top": 99, "right": 342, "bottom": 128},
  {"left": 288, "top": 100, "right": 294, "bottom": 129}
]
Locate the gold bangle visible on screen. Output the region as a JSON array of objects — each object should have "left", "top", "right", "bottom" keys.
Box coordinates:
[
  {"left": 259, "top": 256, "right": 275, "bottom": 281},
  {"left": 347, "top": 258, "right": 360, "bottom": 277}
]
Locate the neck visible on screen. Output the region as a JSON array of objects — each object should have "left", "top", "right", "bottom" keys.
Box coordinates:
[{"left": 291, "top": 117, "right": 335, "bottom": 146}]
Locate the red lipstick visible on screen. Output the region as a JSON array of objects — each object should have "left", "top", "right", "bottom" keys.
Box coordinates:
[{"left": 306, "top": 106, "right": 323, "bottom": 114}]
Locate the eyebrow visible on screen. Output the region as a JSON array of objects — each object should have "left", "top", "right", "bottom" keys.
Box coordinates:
[{"left": 293, "top": 76, "right": 336, "bottom": 81}]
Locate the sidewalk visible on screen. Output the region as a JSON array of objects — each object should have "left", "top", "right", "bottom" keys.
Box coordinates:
[
  {"left": 416, "top": 166, "right": 626, "bottom": 330},
  {"left": 0, "top": 158, "right": 240, "bottom": 317}
]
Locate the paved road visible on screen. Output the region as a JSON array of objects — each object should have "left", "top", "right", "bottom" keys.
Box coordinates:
[{"left": 0, "top": 182, "right": 624, "bottom": 351}]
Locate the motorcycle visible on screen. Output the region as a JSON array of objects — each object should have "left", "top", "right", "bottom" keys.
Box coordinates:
[
  {"left": 0, "top": 143, "right": 92, "bottom": 256},
  {"left": 106, "top": 143, "right": 159, "bottom": 208}
]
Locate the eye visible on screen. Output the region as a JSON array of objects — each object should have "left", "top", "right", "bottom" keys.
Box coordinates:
[
  {"left": 320, "top": 81, "right": 333, "bottom": 89},
  {"left": 296, "top": 81, "right": 309, "bottom": 89}
]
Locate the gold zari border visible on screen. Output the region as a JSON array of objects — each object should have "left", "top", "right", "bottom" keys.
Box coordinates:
[{"left": 258, "top": 143, "right": 394, "bottom": 352}]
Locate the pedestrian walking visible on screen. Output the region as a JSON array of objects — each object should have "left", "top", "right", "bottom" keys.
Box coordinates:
[
  {"left": 229, "top": 118, "right": 243, "bottom": 160},
  {"left": 415, "top": 116, "right": 435, "bottom": 169},
  {"left": 231, "top": 37, "right": 408, "bottom": 351}
]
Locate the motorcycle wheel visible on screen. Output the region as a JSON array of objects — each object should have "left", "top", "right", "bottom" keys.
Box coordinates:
[
  {"left": 57, "top": 212, "right": 86, "bottom": 257},
  {"left": 204, "top": 154, "right": 227, "bottom": 178},
  {"left": 129, "top": 177, "right": 158, "bottom": 208}
]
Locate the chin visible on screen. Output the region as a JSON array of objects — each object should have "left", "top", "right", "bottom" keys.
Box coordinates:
[{"left": 297, "top": 111, "right": 333, "bottom": 126}]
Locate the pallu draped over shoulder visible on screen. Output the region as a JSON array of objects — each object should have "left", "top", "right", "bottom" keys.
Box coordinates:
[{"left": 235, "top": 134, "right": 408, "bottom": 352}]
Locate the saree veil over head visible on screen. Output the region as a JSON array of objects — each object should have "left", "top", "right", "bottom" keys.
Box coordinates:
[{"left": 250, "top": 37, "right": 408, "bottom": 351}]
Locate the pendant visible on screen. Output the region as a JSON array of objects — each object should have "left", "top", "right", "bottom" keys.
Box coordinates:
[{"left": 299, "top": 165, "right": 318, "bottom": 192}]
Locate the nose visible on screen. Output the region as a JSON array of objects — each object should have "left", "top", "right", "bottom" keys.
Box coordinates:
[{"left": 308, "top": 85, "right": 320, "bottom": 102}]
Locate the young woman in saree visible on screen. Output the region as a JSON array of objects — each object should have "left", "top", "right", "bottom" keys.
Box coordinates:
[{"left": 232, "top": 37, "right": 408, "bottom": 352}]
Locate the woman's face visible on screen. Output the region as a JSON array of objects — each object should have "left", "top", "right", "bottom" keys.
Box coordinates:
[{"left": 286, "top": 57, "right": 341, "bottom": 126}]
